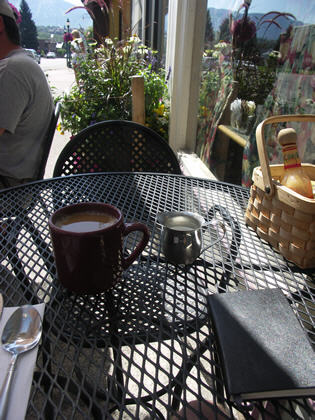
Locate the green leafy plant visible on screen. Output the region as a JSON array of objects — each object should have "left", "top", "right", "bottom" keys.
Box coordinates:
[
  {"left": 140, "top": 65, "right": 169, "bottom": 138},
  {"left": 59, "top": 36, "right": 169, "bottom": 139}
]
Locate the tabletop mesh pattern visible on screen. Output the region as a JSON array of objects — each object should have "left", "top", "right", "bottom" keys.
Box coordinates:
[
  {"left": 53, "top": 121, "right": 181, "bottom": 177},
  {"left": 0, "top": 173, "right": 313, "bottom": 420}
]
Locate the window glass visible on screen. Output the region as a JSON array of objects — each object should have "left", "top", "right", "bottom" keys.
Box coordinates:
[
  {"left": 161, "top": 0, "right": 169, "bottom": 64},
  {"left": 197, "top": 0, "right": 315, "bottom": 186}
]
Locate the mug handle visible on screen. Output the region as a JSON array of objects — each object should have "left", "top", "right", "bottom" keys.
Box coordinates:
[{"left": 122, "top": 222, "right": 150, "bottom": 269}]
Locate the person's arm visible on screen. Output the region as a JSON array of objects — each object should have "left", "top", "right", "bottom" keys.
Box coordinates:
[{"left": 0, "top": 128, "right": 5, "bottom": 136}]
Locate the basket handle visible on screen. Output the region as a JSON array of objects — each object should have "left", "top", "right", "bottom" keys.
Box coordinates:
[{"left": 255, "top": 114, "right": 315, "bottom": 197}]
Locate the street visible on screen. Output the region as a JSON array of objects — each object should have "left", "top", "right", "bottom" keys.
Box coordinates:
[
  {"left": 40, "top": 57, "right": 75, "bottom": 98},
  {"left": 40, "top": 57, "right": 68, "bottom": 72},
  {"left": 40, "top": 57, "right": 75, "bottom": 178}
]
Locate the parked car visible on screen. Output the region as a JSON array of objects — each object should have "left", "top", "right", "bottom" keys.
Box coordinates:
[
  {"left": 25, "top": 48, "right": 41, "bottom": 64},
  {"left": 47, "top": 52, "right": 56, "bottom": 58}
]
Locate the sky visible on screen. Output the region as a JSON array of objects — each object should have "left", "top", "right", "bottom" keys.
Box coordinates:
[
  {"left": 8, "top": 0, "right": 315, "bottom": 28},
  {"left": 207, "top": 0, "right": 315, "bottom": 23},
  {"left": 64, "top": 0, "right": 82, "bottom": 6}
]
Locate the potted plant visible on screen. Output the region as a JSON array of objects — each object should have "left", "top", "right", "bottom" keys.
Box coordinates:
[{"left": 59, "top": 36, "right": 170, "bottom": 140}]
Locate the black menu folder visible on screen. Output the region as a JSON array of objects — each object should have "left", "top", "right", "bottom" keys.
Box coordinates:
[{"left": 207, "top": 288, "right": 315, "bottom": 401}]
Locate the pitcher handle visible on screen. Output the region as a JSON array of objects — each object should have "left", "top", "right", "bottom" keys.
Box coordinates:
[
  {"left": 122, "top": 222, "right": 150, "bottom": 269},
  {"left": 200, "top": 219, "right": 226, "bottom": 254}
]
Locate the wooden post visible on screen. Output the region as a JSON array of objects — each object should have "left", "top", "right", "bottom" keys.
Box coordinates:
[{"left": 131, "top": 76, "right": 145, "bottom": 125}]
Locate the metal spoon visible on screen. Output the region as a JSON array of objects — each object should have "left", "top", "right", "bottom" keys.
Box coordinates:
[{"left": 0, "top": 306, "right": 42, "bottom": 420}]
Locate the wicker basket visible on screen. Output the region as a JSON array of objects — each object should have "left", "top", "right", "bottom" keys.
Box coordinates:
[{"left": 245, "top": 114, "right": 315, "bottom": 269}]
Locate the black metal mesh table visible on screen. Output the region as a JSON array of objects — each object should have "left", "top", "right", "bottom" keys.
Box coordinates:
[{"left": 0, "top": 173, "right": 313, "bottom": 419}]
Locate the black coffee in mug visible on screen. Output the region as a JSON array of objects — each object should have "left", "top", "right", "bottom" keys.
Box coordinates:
[{"left": 56, "top": 212, "right": 117, "bottom": 233}]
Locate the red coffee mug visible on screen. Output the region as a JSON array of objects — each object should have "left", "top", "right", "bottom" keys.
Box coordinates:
[{"left": 48, "top": 202, "right": 150, "bottom": 294}]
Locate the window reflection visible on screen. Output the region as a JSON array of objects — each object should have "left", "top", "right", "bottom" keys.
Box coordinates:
[{"left": 197, "top": 0, "right": 314, "bottom": 186}]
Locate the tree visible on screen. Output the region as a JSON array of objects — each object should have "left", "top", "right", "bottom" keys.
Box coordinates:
[
  {"left": 218, "top": 17, "right": 231, "bottom": 43},
  {"left": 204, "top": 9, "right": 214, "bottom": 48},
  {"left": 19, "top": 0, "right": 38, "bottom": 50}
]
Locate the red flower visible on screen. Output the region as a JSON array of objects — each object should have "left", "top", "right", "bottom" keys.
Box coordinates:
[
  {"left": 231, "top": 18, "right": 256, "bottom": 46},
  {"left": 63, "top": 32, "right": 73, "bottom": 43},
  {"left": 8, "top": 2, "right": 22, "bottom": 24},
  {"left": 302, "top": 52, "right": 312, "bottom": 70}
]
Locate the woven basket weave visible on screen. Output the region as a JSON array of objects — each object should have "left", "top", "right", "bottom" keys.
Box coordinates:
[{"left": 245, "top": 114, "right": 315, "bottom": 269}]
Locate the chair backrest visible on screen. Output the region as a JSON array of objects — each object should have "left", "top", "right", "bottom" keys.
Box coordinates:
[
  {"left": 36, "top": 102, "right": 61, "bottom": 180},
  {"left": 53, "top": 120, "right": 181, "bottom": 177}
]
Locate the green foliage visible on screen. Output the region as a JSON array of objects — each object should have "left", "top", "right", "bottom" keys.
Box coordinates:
[
  {"left": 37, "top": 31, "right": 63, "bottom": 42},
  {"left": 218, "top": 18, "right": 231, "bottom": 43},
  {"left": 19, "top": 0, "right": 38, "bottom": 50},
  {"left": 56, "top": 48, "right": 66, "bottom": 57},
  {"left": 37, "top": 26, "right": 65, "bottom": 42},
  {"left": 199, "top": 68, "right": 221, "bottom": 118},
  {"left": 235, "top": 63, "right": 276, "bottom": 104},
  {"left": 139, "top": 66, "right": 169, "bottom": 138},
  {"left": 60, "top": 37, "right": 170, "bottom": 139},
  {"left": 199, "top": 42, "right": 231, "bottom": 118}
]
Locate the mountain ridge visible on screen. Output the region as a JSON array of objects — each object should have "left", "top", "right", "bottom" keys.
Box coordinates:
[
  {"left": 9, "top": 0, "right": 92, "bottom": 28},
  {"left": 8, "top": 2, "right": 303, "bottom": 37},
  {"left": 209, "top": 7, "right": 303, "bottom": 40}
]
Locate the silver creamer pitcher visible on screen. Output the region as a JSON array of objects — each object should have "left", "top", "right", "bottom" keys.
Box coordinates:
[{"left": 157, "top": 211, "right": 226, "bottom": 265}]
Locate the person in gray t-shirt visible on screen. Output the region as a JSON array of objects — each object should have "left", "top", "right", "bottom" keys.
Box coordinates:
[{"left": 0, "top": 0, "right": 54, "bottom": 189}]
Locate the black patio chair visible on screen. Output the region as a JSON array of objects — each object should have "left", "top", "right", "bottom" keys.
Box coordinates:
[
  {"left": 0, "top": 102, "right": 61, "bottom": 301},
  {"left": 53, "top": 120, "right": 181, "bottom": 177},
  {"left": 36, "top": 101, "right": 61, "bottom": 180}
]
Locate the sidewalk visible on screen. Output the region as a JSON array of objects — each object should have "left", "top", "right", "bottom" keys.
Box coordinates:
[
  {"left": 44, "top": 63, "right": 75, "bottom": 179},
  {"left": 44, "top": 129, "right": 71, "bottom": 179}
]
